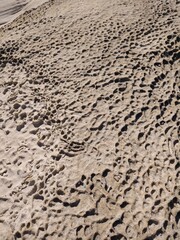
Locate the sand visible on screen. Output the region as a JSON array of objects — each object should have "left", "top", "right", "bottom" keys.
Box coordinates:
[
  {"left": 0, "top": 0, "right": 48, "bottom": 25},
  {"left": 0, "top": 0, "right": 179, "bottom": 239}
]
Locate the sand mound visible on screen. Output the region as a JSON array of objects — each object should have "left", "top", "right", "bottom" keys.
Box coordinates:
[{"left": 0, "top": 0, "right": 179, "bottom": 239}]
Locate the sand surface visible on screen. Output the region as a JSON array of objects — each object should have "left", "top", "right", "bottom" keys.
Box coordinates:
[
  {"left": 0, "top": 0, "right": 48, "bottom": 25},
  {"left": 0, "top": 0, "right": 180, "bottom": 239}
]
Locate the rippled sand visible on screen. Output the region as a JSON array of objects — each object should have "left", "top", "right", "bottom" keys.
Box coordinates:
[
  {"left": 0, "top": 0, "right": 48, "bottom": 25},
  {"left": 0, "top": 0, "right": 27, "bottom": 25},
  {"left": 0, "top": 0, "right": 179, "bottom": 239}
]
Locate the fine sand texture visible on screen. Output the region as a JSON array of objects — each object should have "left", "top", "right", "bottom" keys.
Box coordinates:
[
  {"left": 0, "top": 0, "right": 48, "bottom": 26},
  {"left": 0, "top": 0, "right": 179, "bottom": 239},
  {"left": 0, "top": 0, "right": 27, "bottom": 25}
]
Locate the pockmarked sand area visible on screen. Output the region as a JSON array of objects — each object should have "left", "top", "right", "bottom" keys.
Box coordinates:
[{"left": 0, "top": 0, "right": 179, "bottom": 239}]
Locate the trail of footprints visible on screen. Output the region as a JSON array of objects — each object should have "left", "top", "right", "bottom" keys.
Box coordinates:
[{"left": 0, "top": 0, "right": 179, "bottom": 239}]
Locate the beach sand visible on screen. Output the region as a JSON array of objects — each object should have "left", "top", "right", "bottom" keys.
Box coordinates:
[
  {"left": 0, "top": 0, "right": 179, "bottom": 239},
  {"left": 0, "top": 0, "right": 48, "bottom": 25}
]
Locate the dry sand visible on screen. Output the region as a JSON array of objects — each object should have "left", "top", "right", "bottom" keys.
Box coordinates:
[
  {"left": 0, "top": 0, "right": 48, "bottom": 25},
  {"left": 0, "top": 0, "right": 180, "bottom": 239}
]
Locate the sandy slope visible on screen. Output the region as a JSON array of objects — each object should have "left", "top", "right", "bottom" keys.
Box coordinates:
[
  {"left": 0, "top": 0, "right": 48, "bottom": 25},
  {"left": 0, "top": 0, "right": 179, "bottom": 239}
]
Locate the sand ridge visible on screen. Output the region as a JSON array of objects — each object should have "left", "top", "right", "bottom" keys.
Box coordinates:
[{"left": 0, "top": 0, "right": 179, "bottom": 239}]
